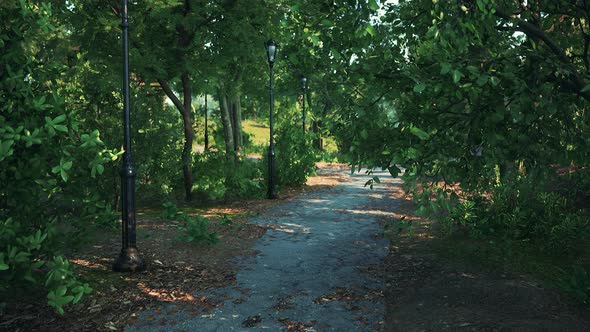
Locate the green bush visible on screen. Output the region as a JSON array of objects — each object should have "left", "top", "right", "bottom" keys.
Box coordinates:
[
  {"left": 176, "top": 215, "right": 219, "bottom": 245},
  {"left": 191, "top": 151, "right": 265, "bottom": 201},
  {"left": 0, "top": 2, "right": 102, "bottom": 314},
  {"left": 263, "top": 122, "right": 317, "bottom": 188},
  {"left": 0, "top": 218, "right": 92, "bottom": 315},
  {"left": 558, "top": 265, "right": 590, "bottom": 305},
  {"left": 160, "top": 201, "right": 181, "bottom": 220},
  {"left": 437, "top": 178, "right": 589, "bottom": 255}
]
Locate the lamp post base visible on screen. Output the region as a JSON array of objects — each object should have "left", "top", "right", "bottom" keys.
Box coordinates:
[
  {"left": 268, "top": 148, "right": 277, "bottom": 199},
  {"left": 113, "top": 247, "right": 146, "bottom": 272}
]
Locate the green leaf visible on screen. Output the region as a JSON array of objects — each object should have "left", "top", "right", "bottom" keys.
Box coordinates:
[
  {"left": 452, "top": 70, "right": 463, "bottom": 83},
  {"left": 476, "top": 75, "right": 489, "bottom": 86},
  {"left": 491, "top": 110, "right": 504, "bottom": 122},
  {"left": 476, "top": 0, "right": 485, "bottom": 11},
  {"left": 52, "top": 114, "right": 66, "bottom": 124},
  {"left": 310, "top": 35, "right": 319, "bottom": 45},
  {"left": 368, "top": 0, "right": 379, "bottom": 11},
  {"left": 581, "top": 84, "right": 590, "bottom": 93},
  {"left": 321, "top": 19, "right": 333, "bottom": 26},
  {"left": 54, "top": 125, "right": 68, "bottom": 133},
  {"left": 413, "top": 83, "right": 426, "bottom": 93},
  {"left": 490, "top": 76, "right": 500, "bottom": 86},
  {"left": 0, "top": 263, "right": 8, "bottom": 271},
  {"left": 360, "top": 129, "right": 369, "bottom": 139},
  {"left": 57, "top": 285, "right": 68, "bottom": 297},
  {"left": 440, "top": 63, "right": 452, "bottom": 75},
  {"left": 388, "top": 165, "right": 401, "bottom": 178},
  {"left": 288, "top": 53, "right": 299, "bottom": 65},
  {"left": 62, "top": 161, "right": 72, "bottom": 170},
  {"left": 57, "top": 295, "right": 74, "bottom": 306},
  {"left": 96, "top": 164, "right": 104, "bottom": 175},
  {"left": 32, "top": 260, "right": 45, "bottom": 269},
  {"left": 365, "top": 25, "right": 376, "bottom": 37},
  {"left": 60, "top": 169, "right": 68, "bottom": 182},
  {"left": 409, "top": 126, "right": 430, "bottom": 140},
  {"left": 72, "top": 291, "right": 84, "bottom": 304},
  {"left": 406, "top": 147, "right": 420, "bottom": 159},
  {"left": 0, "top": 140, "right": 14, "bottom": 161}
]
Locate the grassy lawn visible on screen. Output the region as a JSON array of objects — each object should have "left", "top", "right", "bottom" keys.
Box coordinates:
[
  {"left": 195, "top": 119, "right": 340, "bottom": 160},
  {"left": 243, "top": 119, "right": 269, "bottom": 146}
]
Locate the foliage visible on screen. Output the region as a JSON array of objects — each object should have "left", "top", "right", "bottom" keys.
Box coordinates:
[
  {"left": 262, "top": 105, "right": 317, "bottom": 188},
  {"left": 45, "top": 257, "right": 93, "bottom": 315},
  {"left": 217, "top": 213, "right": 234, "bottom": 227},
  {"left": 383, "top": 216, "right": 415, "bottom": 238},
  {"left": 558, "top": 265, "right": 590, "bottom": 305},
  {"left": 0, "top": 1, "right": 107, "bottom": 313},
  {"left": 160, "top": 201, "right": 180, "bottom": 220},
  {"left": 176, "top": 215, "right": 219, "bottom": 245},
  {"left": 191, "top": 151, "right": 265, "bottom": 201},
  {"left": 0, "top": 217, "right": 92, "bottom": 315}
]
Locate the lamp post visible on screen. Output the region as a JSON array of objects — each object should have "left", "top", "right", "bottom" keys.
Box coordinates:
[
  {"left": 113, "top": 0, "right": 146, "bottom": 273},
  {"left": 300, "top": 76, "right": 307, "bottom": 134},
  {"left": 204, "top": 79, "right": 209, "bottom": 151},
  {"left": 265, "top": 40, "right": 278, "bottom": 199}
]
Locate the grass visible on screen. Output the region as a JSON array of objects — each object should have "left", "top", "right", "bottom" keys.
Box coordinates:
[
  {"left": 243, "top": 119, "right": 269, "bottom": 146},
  {"left": 193, "top": 118, "right": 342, "bottom": 162}
]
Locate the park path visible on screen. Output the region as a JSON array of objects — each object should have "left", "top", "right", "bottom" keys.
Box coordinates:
[{"left": 128, "top": 169, "right": 392, "bottom": 331}]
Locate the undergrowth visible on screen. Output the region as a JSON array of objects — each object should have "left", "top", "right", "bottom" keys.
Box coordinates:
[{"left": 411, "top": 173, "right": 590, "bottom": 304}]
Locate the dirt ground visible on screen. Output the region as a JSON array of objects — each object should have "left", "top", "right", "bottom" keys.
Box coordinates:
[{"left": 377, "top": 179, "right": 590, "bottom": 332}]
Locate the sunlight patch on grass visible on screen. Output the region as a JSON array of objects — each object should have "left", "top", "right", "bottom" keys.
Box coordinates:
[{"left": 243, "top": 119, "right": 269, "bottom": 145}]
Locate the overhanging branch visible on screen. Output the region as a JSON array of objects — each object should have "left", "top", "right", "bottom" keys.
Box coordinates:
[
  {"left": 494, "top": 6, "right": 590, "bottom": 102},
  {"left": 158, "top": 79, "right": 185, "bottom": 113}
]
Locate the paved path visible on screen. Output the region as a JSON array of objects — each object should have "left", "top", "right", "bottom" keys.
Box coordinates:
[{"left": 129, "top": 170, "right": 392, "bottom": 331}]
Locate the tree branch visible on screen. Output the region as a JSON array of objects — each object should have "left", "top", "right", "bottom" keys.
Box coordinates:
[
  {"left": 494, "top": 6, "right": 590, "bottom": 102},
  {"left": 158, "top": 79, "right": 185, "bottom": 114}
]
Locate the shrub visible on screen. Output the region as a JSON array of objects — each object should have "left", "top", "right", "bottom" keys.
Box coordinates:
[
  {"left": 160, "top": 201, "right": 181, "bottom": 220},
  {"left": 558, "top": 265, "right": 590, "bottom": 305},
  {"left": 263, "top": 122, "right": 317, "bottom": 188},
  {"left": 192, "top": 151, "right": 265, "bottom": 201},
  {"left": 0, "top": 2, "right": 103, "bottom": 314},
  {"left": 0, "top": 218, "right": 92, "bottom": 315},
  {"left": 436, "top": 178, "right": 589, "bottom": 255},
  {"left": 176, "top": 215, "right": 219, "bottom": 245}
]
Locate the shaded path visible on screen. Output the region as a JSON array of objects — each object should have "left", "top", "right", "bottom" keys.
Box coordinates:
[{"left": 129, "top": 170, "right": 392, "bottom": 331}]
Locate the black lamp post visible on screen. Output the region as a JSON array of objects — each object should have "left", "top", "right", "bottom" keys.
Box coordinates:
[
  {"left": 300, "top": 76, "right": 307, "bottom": 134},
  {"left": 204, "top": 79, "right": 209, "bottom": 151},
  {"left": 113, "top": 0, "right": 146, "bottom": 273},
  {"left": 265, "top": 40, "right": 278, "bottom": 199}
]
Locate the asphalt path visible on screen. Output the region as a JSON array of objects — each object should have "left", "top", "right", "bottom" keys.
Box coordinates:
[{"left": 128, "top": 169, "right": 391, "bottom": 331}]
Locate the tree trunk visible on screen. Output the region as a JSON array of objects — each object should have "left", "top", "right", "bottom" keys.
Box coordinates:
[
  {"left": 157, "top": 77, "right": 194, "bottom": 201},
  {"left": 218, "top": 88, "right": 235, "bottom": 156},
  {"left": 180, "top": 73, "right": 194, "bottom": 201},
  {"left": 310, "top": 91, "right": 324, "bottom": 151},
  {"left": 249, "top": 100, "right": 257, "bottom": 120},
  {"left": 232, "top": 94, "right": 243, "bottom": 151}
]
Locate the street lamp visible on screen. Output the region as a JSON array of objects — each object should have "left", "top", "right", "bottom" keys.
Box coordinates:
[
  {"left": 204, "top": 79, "right": 209, "bottom": 151},
  {"left": 300, "top": 76, "right": 307, "bottom": 134},
  {"left": 265, "top": 40, "right": 278, "bottom": 199},
  {"left": 113, "top": 0, "right": 146, "bottom": 273}
]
